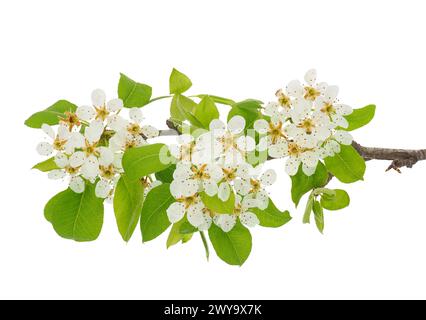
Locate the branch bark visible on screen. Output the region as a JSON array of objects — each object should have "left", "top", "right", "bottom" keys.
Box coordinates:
[{"left": 158, "top": 125, "right": 426, "bottom": 172}]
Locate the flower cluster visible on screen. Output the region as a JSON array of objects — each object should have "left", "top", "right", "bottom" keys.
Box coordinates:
[
  {"left": 254, "top": 69, "right": 353, "bottom": 176},
  {"left": 166, "top": 115, "right": 276, "bottom": 232},
  {"left": 36, "top": 89, "right": 159, "bottom": 199},
  {"left": 166, "top": 69, "right": 354, "bottom": 232}
]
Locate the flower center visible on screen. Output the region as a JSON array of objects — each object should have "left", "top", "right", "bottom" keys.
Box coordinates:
[
  {"left": 268, "top": 121, "right": 286, "bottom": 144},
  {"left": 288, "top": 142, "right": 302, "bottom": 156},
  {"left": 275, "top": 89, "right": 291, "bottom": 108},
  {"left": 65, "top": 166, "right": 79, "bottom": 175},
  {"left": 180, "top": 143, "right": 195, "bottom": 161},
  {"left": 249, "top": 178, "right": 261, "bottom": 193},
  {"left": 53, "top": 137, "right": 67, "bottom": 151},
  {"left": 95, "top": 106, "right": 110, "bottom": 121},
  {"left": 321, "top": 102, "right": 335, "bottom": 115},
  {"left": 304, "top": 86, "right": 320, "bottom": 101},
  {"left": 127, "top": 123, "right": 141, "bottom": 135},
  {"left": 100, "top": 164, "right": 115, "bottom": 179},
  {"left": 222, "top": 168, "right": 237, "bottom": 181},
  {"left": 297, "top": 118, "right": 315, "bottom": 134},
  {"left": 177, "top": 195, "right": 198, "bottom": 209},
  {"left": 61, "top": 112, "right": 81, "bottom": 131},
  {"left": 191, "top": 164, "right": 210, "bottom": 181},
  {"left": 233, "top": 203, "right": 242, "bottom": 216},
  {"left": 220, "top": 132, "right": 237, "bottom": 152},
  {"left": 83, "top": 140, "right": 99, "bottom": 156}
]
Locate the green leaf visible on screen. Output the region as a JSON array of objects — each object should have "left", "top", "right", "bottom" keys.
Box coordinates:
[
  {"left": 194, "top": 96, "right": 219, "bottom": 128},
  {"left": 169, "top": 68, "right": 192, "bottom": 94},
  {"left": 320, "top": 189, "right": 350, "bottom": 211},
  {"left": 344, "top": 104, "right": 376, "bottom": 131},
  {"left": 170, "top": 94, "right": 205, "bottom": 128},
  {"left": 200, "top": 189, "right": 235, "bottom": 214},
  {"left": 313, "top": 200, "right": 324, "bottom": 234},
  {"left": 113, "top": 174, "right": 144, "bottom": 242},
  {"left": 208, "top": 222, "right": 252, "bottom": 266},
  {"left": 32, "top": 157, "right": 59, "bottom": 172},
  {"left": 44, "top": 184, "right": 104, "bottom": 242},
  {"left": 179, "top": 219, "right": 198, "bottom": 234},
  {"left": 25, "top": 100, "right": 77, "bottom": 128},
  {"left": 233, "top": 99, "right": 263, "bottom": 110},
  {"left": 166, "top": 219, "right": 193, "bottom": 248},
  {"left": 122, "top": 143, "right": 171, "bottom": 181},
  {"left": 303, "top": 196, "right": 314, "bottom": 224},
  {"left": 118, "top": 73, "right": 152, "bottom": 108},
  {"left": 140, "top": 183, "right": 174, "bottom": 242},
  {"left": 251, "top": 199, "right": 292, "bottom": 227},
  {"left": 227, "top": 105, "right": 261, "bottom": 130},
  {"left": 155, "top": 164, "right": 176, "bottom": 183},
  {"left": 195, "top": 94, "right": 235, "bottom": 106},
  {"left": 324, "top": 145, "right": 366, "bottom": 183},
  {"left": 291, "top": 162, "right": 329, "bottom": 206}
]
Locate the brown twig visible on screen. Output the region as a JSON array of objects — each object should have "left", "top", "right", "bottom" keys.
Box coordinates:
[{"left": 351, "top": 141, "right": 426, "bottom": 172}]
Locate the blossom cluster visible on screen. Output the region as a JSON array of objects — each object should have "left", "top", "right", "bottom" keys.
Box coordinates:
[
  {"left": 166, "top": 116, "right": 276, "bottom": 232},
  {"left": 255, "top": 69, "right": 353, "bottom": 176},
  {"left": 36, "top": 89, "right": 159, "bottom": 199},
  {"left": 165, "top": 69, "right": 354, "bottom": 232}
]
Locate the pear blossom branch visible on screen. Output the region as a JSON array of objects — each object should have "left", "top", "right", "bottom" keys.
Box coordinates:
[{"left": 159, "top": 120, "right": 426, "bottom": 172}]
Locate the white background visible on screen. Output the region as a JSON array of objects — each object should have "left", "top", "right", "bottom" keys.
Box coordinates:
[{"left": 1, "top": 0, "right": 426, "bottom": 300}]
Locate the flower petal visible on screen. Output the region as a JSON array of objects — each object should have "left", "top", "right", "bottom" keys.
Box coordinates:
[
  {"left": 98, "top": 147, "right": 114, "bottom": 166},
  {"left": 254, "top": 119, "right": 269, "bottom": 134},
  {"left": 41, "top": 124, "right": 55, "bottom": 139},
  {"left": 286, "top": 80, "right": 304, "bottom": 97},
  {"left": 334, "top": 130, "right": 353, "bottom": 145},
  {"left": 95, "top": 179, "right": 111, "bottom": 198},
  {"left": 166, "top": 202, "right": 185, "bottom": 223},
  {"left": 48, "top": 169, "right": 66, "bottom": 180},
  {"left": 69, "top": 176, "right": 85, "bottom": 193},
  {"left": 285, "top": 157, "right": 300, "bottom": 176},
  {"left": 227, "top": 115, "right": 245, "bottom": 134},
  {"left": 141, "top": 125, "right": 159, "bottom": 139},
  {"left": 234, "top": 179, "right": 251, "bottom": 196},
  {"left": 218, "top": 182, "right": 231, "bottom": 201},
  {"left": 324, "top": 85, "right": 339, "bottom": 102},
  {"left": 69, "top": 151, "right": 86, "bottom": 168},
  {"left": 76, "top": 105, "right": 95, "bottom": 122},
  {"left": 304, "top": 69, "right": 317, "bottom": 86},
  {"left": 54, "top": 152, "right": 69, "bottom": 168},
  {"left": 213, "top": 214, "right": 237, "bottom": 232},
  {"left": 239, "top": 211, "right": 260, "bottom": 228},
  {"left": 260, "top": 169, "right": 277, "bottom": 186},
  {"left": 91, "top": 89, "right": 106, "bottom": 107},
  {"left": 36, "top": 142, "right": 53, "bottom": 156},
  {"left": 107, "top": 98, "right": 123, "bottom": 112},
  {"left": 129, "top": 108, "right": 144, "bottom": 123}
]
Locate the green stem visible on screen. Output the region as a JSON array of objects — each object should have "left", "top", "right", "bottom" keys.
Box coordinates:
[
  {"left": 149, "top": 95, "right": 172, "bottom": 103},
  {"left": 199, "top": 231, "right": 210, "bottom": 261}
]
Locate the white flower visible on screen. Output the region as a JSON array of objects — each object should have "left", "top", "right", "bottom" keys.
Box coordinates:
[
  {"left": 315, "top": 85, "right": 353, "bottom": 128},
  {"left": 67, "top": 121, "right": 113, "bottom": 181},
  {"left": 216, "top": 162, "right": 253, "bottom": 201},
  {"left": 209, "top": 116, "right": 256, "bottom": 166},
  {"left": 234, "top": 168, "right": 276, "bottom": 209},
  {"left": 213, "top": 195, "right": 260, "bottom": 232},
  {"left": 76, "top": 89, "right": 123, "bottom": 123},
  {"left": 36, "top": 124, "right": 79, "bottom": 156},
  {"left": 173, "top": 161, "right": 223, "bottom": 197},
  {"left": 254, "top": 117, "right": 288, "bottom": 150},
  {"left": 287, "top": 101, "right": 332, "bottom": 143},
  {"left": 269, "top": 137, "right": 320, "bottom": 176},
  {"left": 286, "top": 69, "right": 328, "bottom": 101}
]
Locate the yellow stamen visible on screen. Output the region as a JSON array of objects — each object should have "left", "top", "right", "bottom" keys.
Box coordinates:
[{"left": 304, "top": 86, "right": 320, "bottom": 101}]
